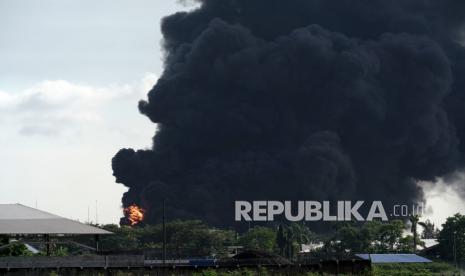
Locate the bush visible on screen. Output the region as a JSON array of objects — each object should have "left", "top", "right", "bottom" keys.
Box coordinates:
[{"left": 0, "top": 243, "right": 33, "bottom": 257}]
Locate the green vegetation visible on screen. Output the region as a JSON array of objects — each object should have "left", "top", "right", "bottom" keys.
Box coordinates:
[
  {"left": 0, "top": 242, "right": 33, "bottom": 257},
  {"left": 190, "top": 263, "right": 459, "bottom": 276},
  {"left": 276, "top": 223, "right": 317, "bottom": 259},
  {"left": 193, "top": 268, "right": 364, "bottom": 276},
  {"left": 93, "top": 221, "right": 318, "bottom": 259},
  {"left": 0, "top": 236, "right": 33, "bottom": 257},
  {"left": 95, "top": 220, "right": 236, "bottom": 257},
  {"left": 239, "top": 226, "right": 276, "bottom": 252},
  {"left": 323, "top": 220, "right": 424, "bottom": 258},
  {"left": 2, "top": 214, "right": 465, "bottom": 275},
  {"left": 77, "top": 215, "right": 456, "bottom": 263},
  {"left": 437, "top": 213, "right": 465, "bottom": 266},
  {"left": 372, "top": 262, "right": 459, "bottom": 276},
  {"left": 419, "top": 219, "right": 439, "bottom": 239},
  {"left": 193, "top": 268, "right": 270, "bottom": 276}
]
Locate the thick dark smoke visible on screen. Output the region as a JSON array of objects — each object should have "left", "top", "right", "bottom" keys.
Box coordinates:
[{"left": 113, "top": 0, "right": 465, "bottom": 227}]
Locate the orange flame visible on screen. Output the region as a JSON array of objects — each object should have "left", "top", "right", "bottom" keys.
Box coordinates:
[{"left": 123, "top": 204, "right": 145, "bottom": 226}]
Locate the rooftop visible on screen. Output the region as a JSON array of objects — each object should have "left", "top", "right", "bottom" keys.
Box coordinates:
[
  {"left": 355, "top": 253, "right": 432, "bottom": 263},
  {"left": 0, "top": 204, "right": 111, "bottom": 235}
]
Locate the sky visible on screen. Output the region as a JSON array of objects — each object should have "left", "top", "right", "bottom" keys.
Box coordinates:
[
  {"left": 0, "top": 0, "right": 464, "bottom": 227},
  {"left": 0, "top": 0, "right": 196, "bottom": 224}
]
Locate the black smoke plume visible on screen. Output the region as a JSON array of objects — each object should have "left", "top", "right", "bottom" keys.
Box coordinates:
[{"left": 113, "top": 0, "right": 465, "bottom": 227}]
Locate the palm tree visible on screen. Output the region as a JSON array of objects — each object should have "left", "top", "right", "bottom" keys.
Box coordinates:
[
  {"left": 418, "top": 219, "right": 437, "bottom": 239},
  {"left": 409, "top": 215, "right": 420, "bottom": 252}
]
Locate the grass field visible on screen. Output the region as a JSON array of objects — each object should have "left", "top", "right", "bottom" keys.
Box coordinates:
[
  {"left": 371, "top": 262, "right": 460, "bottom": 276},
  {"left": 189, "top": 262, "right": 461, "bottom": 276}
]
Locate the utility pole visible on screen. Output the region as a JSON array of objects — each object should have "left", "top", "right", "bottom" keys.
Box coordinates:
[
  {"left": 453, "top": 231, "right": 457, "bottom": 269},
  {"left": 95, "top": 200, "right": 98, "bottom": 225},
  {"left": 163, "top": 198, "right": 166, "bottom": 265}
]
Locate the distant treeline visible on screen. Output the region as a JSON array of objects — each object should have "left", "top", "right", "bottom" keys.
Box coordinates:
[{"left": 2, "top": 214, "right": 465, "bottom": 267}]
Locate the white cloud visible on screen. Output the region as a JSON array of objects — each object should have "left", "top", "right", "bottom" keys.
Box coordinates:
[
  {"left": 0, "top": 73, "right": 158, "bottom": 137},
  {"left": 141, "top": 72, "right": 158, "bottom": 95},
  {"left": 0, "top": 90, "right": 14, "bottom": 107},
  {"left": 0, "top": 74, "right": 158, "bottom": 224}
]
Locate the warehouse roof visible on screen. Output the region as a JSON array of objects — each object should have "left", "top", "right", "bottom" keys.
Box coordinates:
[
  {"left": 0, "top": 204, "right": 111, "bottom": 235},
  {"left": 355, "top": 254, "right": 432, "bottom": 263}
]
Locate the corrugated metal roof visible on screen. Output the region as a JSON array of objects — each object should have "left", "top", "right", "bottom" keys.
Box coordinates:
[
  {"left": 355, "top": 254, "right": 432, "bottom": 263},
  {"left": 421, "top": 239, "right": 439, "bottom": 249},
  {"left": 0, "top": 204, "right": 112, "bottom": 235}
]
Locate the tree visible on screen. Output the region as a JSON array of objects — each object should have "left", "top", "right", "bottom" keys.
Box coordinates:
[
  {"left": 167, "top": 221, "right": 235, "bottom": 257},
  {"left": 409, "top": 215, "right": 420, "bottom": 252},
  {"left": 91, "top": 221, "right": 237, "bottom": 257},
  {"left": 335, "top": 222, "right": 364, "bottom": 253},
  {"left": 98, "top": 224, "right": 142, "bottom": 250},
  {"left": 361, "top": 220, "right": 384, "bottom": 252},
  {"left": 239, "top": 226, "right": 276, "bottom": 252},
  {"left": 285, "top": 226, "right": 295, "bottom": 259},
  {"left": 438, "top": 213, "right": 465, "bottom": 266},
  {"left": 419, "top": 219, "right": 438, "bottom": 239},
  {"left": 323, "top": 220, "right": 406, "bottom": 256},
  {"left": 398, "top": 235, "right": 425, "bottom": 253},
  {"left": 0, "top": 236, "right": 8, "bottom": 246},
  {"left": 287, "top": 223, "right": 316, "bottom": 246},
  {"left": 275, "top": 223, "right": 317, "bottom": 259},
  {"left": 0, "top": 240, "right": 33, "bottom": 257},
  {"left": 330, "top": 221, "right": 380, "bottom": 254},
  {"left": 276, "top": 225, "right": 286, "bottom": 256},
  {"left": 379, "top": 220, "right": 404, "bottom": 252}
]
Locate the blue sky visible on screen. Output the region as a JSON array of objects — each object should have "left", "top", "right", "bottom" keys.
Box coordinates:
[{"left": 0, "top": 0, "right": 463, "bottom": 226}]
